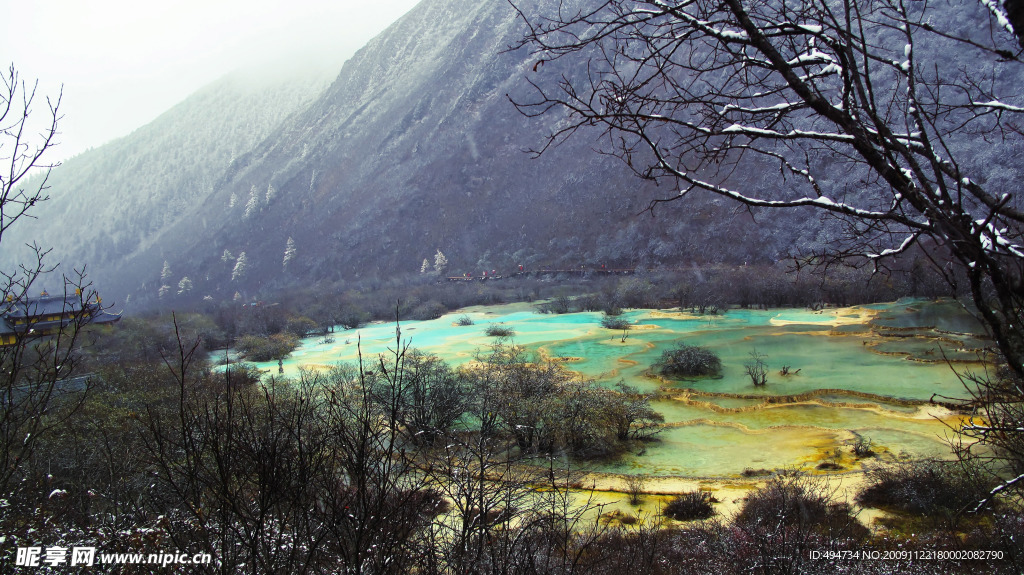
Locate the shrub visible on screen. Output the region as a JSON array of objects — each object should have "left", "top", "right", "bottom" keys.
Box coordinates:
[
  {"left": 615, "top": 278, "right": 658, "bottom": 308},
  {"left": 735, "top": 473, "right": 868, "bottom": 539},
  {"left": 655, "top": 343, "right": 722, "bottom": 378},
  {"left": 337, "top": 305, "right": 371, "bottom": 330},
  {"left": 735, "top": 475, "right": 831, "bottom": 529},
  {"left": 600, "top": 315, "right": 632, "bottom": 330},
  {"left": 224, "top": 362, "right": 263, "bottom": 388},
  {"left": 857, "top": 459, "right": 991, "bottom": 515},
  {"left": 284, "top": 316, "right": 319, "bottom": 338},
  {"left": 236, "top": 333, "right": 299, "bottom": 362},
  {"left": 663, "top": 491, "right": 717, "bottom": 521},
  {"left": 536, "top": 293, "right": 574, "bottom": 314},
  {"left": 456, "top": 315, "right": 475, "bottom": 326},
  {"left": 850, "top": 435, "right": 875, "bottom": 458},
  {"left": 618, "top": 513, "right": 638, "bottom": 526},
  {"left": 408, "top": 300, "right": 448, "bottom": 321},
  {"left": 732, "top": 474, "right": 869, "bottom": 574},
  {"left": 963, "top": 509, "right": 1024, "bottom": 571},
  {"left": 485, "top": 323, "right": 515, "bottom": 337},
  {"left": 624, "top": 475, "right": 646, "bottom": 506},
  {"left": 603, "top": 305, "right": 623, "bottom": 316}
]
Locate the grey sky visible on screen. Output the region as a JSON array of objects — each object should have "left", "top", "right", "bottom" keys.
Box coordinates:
[{"left": 2, "top": 0, "right": 421, "bottom": 161}]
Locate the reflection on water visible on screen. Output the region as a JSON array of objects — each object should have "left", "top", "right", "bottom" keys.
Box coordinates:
[{"left": 229, "top": 298, "right": 985, "bottom": 478}]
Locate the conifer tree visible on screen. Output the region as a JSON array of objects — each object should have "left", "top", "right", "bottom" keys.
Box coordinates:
[
  {"left": 283, "top": 237, "right": 296, "bottom": 269},
  {"left": 433, "top": 249, "right": 448, "bottom": 275},
  {"left": 244, "top": 186, "right": 259, "bottom": 218},
  {"left": 232, "top": 252, "right": 248, "bottom": 281}
]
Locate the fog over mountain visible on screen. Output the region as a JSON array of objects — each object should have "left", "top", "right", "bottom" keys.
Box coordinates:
[{"left": 5, "top": 0, "right": 834, "bottom": 309}]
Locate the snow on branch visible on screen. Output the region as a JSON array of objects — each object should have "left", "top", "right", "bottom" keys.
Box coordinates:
[
  {"left": 866, "top": 232, "right": 920, "bottom": 260},
  {"left": 669, "top": 173, "right": 914, "bottom": 221},
  {"left": 648, "top": 0, "right": 751, "bottom": 43},
  {"left": 764, "top": 23, "right": 825, "bottom": 36},
  {"left": 720, "top": 123, "right": 856, "bottom": 142},
  {"left": 979, "top": 0, "right": 1017, "bottom": 37},
  {"left": 717, "top": 102, "right": 802, "bottom": 115},
  {"left": 785, "top": 48, "right": 837, "bottom": 68},
  {"left": 970, "top": 100, "right": 1024, "bottom": 113},
  {"left": 972, "top": 471, "right": 1024, "bottom": 513},
  {"left": 973, "top": 219, "right": 1024, "bottom": 258}
]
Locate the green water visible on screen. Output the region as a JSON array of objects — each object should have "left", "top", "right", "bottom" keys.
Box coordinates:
[
  {"left": 228, "top": 299, "right": 982, "bottom": 478},
  {"left": 599, "top": 424, "right": 842, "bottom": 477},
  {"left": 870, "top": 299, "right": 986, "bottom": 333}
]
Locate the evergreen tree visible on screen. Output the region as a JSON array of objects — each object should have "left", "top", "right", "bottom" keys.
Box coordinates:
[
  {"left": 232, "top": 252, "right": 248, "bottom": 281},
  {"left": 420, "top": 258, "right": 430, "bottom": 274},
  {"left": 178, "top": 276, "right": 193, "bottom": 295},
  {"left": 244, "top": 186, "right": 259, "bottom": 218},
  {"left": 433, "top": 249, "right": 448, "bottom": 275},
  {"left": 283, "top": 237, "right": 296, "bottom": 269}
]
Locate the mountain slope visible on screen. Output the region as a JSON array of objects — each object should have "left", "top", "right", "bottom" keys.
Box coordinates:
[
  {"left": 2, "top": 65, "right": 335, "bottom": 294},
  {"left": 7, "top": 0, "right": 827, "bottom": 309}
]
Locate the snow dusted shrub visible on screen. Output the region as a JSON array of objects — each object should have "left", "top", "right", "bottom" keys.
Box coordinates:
[
  {"left": 964, "top": 510, "right": 1024, "bottom": 572},
  {"left": 857, "top": 459, "right": 991, "bottom": 516},
  {"left": 732, "top": 473, "right": 868, "bottom": 574}
]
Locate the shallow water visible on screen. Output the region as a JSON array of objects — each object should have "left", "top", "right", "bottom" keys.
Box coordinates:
[
  {"left": 598, "top": 424, "right": 841, "bottom": 477},
  {"left": 227, "top": 299, "right": 982, "bottom": 478}
]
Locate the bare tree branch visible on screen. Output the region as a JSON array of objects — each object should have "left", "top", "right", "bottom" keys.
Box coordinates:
[{"left": 510, "top": 0, "right": 1024, "bottom": 504}]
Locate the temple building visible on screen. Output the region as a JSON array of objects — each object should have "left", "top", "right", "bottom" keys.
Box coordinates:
[{"left": 0, "top": 293, "right": 121, "bottom": 346}]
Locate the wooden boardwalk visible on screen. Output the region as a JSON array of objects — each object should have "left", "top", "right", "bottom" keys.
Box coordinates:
[{"left": 447, "top": 268, "right": 636, "bottom": 281}]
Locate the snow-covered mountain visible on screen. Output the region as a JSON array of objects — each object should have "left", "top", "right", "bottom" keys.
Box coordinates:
[{"left": 5, "top": 0, "right": 826, "bottom": 308}]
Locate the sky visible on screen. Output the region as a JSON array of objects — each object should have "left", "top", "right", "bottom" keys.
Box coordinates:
[{"left": 2, "top": 0, "right": 422, "bottom": 162}]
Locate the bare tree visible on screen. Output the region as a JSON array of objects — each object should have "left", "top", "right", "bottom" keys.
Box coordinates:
[
  {"left": 0, "top": 65, "right": 99, "bottom": 497},
  {"left": 1, "top": 64, "right": 60, "bottom": 244},
  {"left": 954, "top": 365, "right": 1024, "bottom": 510},
  {"left": 510, "top": 0, "right": 1024, "bottom": 501},
  {"left": 143, "top": 319, "right": 441, "bottom": 573},
  {"left": 624, "top": 474, "right": 646, "bottom": 505},
  {"left": 745, "top": 350, "right": 769, "bottom": 387},
  {"left": 420, "top": 430, "right": 540, "bottom": 573},
  {"left": 389, "top": 349, "right": 469, "bottom": 446}
]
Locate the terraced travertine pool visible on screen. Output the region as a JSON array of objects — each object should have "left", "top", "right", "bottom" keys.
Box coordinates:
[{"left": 233, "top": 298, "right": 988, "bottom": 479}]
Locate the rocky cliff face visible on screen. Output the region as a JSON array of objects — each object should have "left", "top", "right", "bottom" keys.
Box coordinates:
[{"left": 5, "top": 0, "right": 823, "bottom": 309}]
